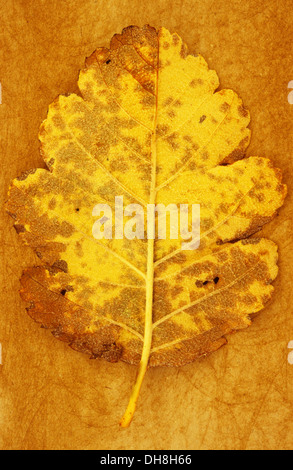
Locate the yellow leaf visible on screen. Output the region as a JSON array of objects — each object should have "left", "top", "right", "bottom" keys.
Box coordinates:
[{"left": 7, "top": 25, "right": 287, "bottom": 427}]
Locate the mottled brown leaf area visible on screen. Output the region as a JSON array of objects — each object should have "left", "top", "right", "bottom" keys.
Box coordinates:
[{"left": 6, "top": 25, "right": 287, "bottom": 426}]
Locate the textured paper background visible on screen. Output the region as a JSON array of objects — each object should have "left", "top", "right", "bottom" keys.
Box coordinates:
[{"left": 0, "top": 0, "right": 293, "bottom": 450}]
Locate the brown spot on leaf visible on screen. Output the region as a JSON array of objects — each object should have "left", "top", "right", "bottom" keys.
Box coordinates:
[
  {"left": 17, "top": 168, "right": 37, "bottom": 181},
  {"left": 220, "top": 102, "right": 231, "bottom": 113},
  {"left": 238, "top": 104, "right": 249, "bottom": 117},
  {"left": 220, "top": 136, "right": 249, "bottom": 165},
  {"left": 14, "top": 224, "right": 26, "bottom": 233},
  {"left": 52, "top": 260, "right": 68, "bottom": 273}
]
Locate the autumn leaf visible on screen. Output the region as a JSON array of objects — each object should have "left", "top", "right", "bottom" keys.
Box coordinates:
[{"left": 7, "top": 25, "right": 287, "bottom": 427}]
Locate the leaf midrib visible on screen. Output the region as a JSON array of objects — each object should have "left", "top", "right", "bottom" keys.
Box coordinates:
[{"left": 119, "top": 34, "right": 159, "bottom": 427}]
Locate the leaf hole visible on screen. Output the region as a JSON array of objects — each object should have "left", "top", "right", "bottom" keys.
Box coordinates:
[
  {"left": 75, "top": 208, "right": 80, "bottom": 212},
  {"left": 196, "top": 278, "right": 219, "bottom": 287},
  {"left": 106, "top": 59, "right": 111, "bottom": 64},
  {"left": 60, "top": 289, "right": 67, "bottom": 296}
]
